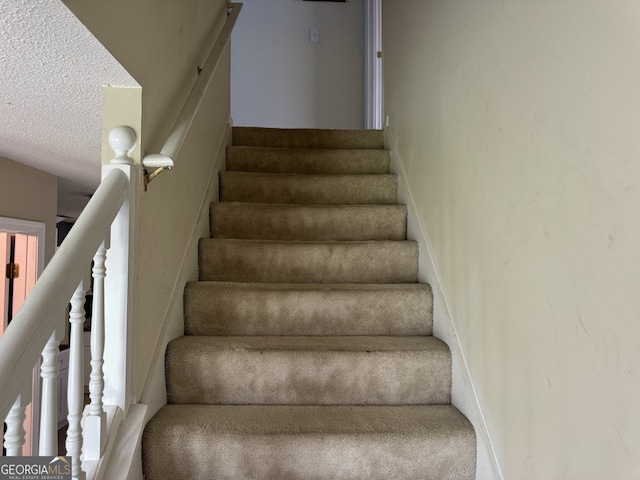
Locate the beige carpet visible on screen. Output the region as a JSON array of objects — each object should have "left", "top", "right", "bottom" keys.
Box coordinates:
[{"left": 142, "top": 127, "right": 476, "bottom": 479}]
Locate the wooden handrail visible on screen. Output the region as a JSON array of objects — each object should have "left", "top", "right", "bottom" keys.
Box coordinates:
[{"left": 142, "top": 2, "right": 243, "bottom": 186}]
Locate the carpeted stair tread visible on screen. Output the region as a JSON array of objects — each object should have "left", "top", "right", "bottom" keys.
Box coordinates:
[
  {"left": 210, "top": 203, "right": 407, "bottom": 241},
  {"left": 184, "top": 281, "right": 433, "bottom": 336},
  {"left": 166, "top": 335, "right": 451, "bottom": 405},
  {"left": 142, "top": 404, "right": 476, "bottom": 480},
  {"left": 233, "top": 126, "right": 384, "bottom": 150},
  {"left": 220, "top": 171, "right": 398, "bottom": 205},
  {"left": 227, "top": 146, "right": 390, "bottom": 174},
  {"left": 198, "top": 238, "right": 418, "bottom": 284}
]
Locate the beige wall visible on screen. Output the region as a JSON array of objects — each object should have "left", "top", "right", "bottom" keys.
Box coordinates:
[
  {"left": 64, "top": 0, "right": 232, "bottom": 401},
  {"left": 63, "top": 0, "right": 229, "bottom": 153},
  {"left": 133, "top": 51, "right": 231, "bottom": 403},
  {"left": 384, "top": 2, "right": 640, "bottom": 479},
  {"left": 231, "top": 0, "right": 364, "bottom": 129},
  {"left": 0, "top": 157, "right": 57, "bottom": 264}
]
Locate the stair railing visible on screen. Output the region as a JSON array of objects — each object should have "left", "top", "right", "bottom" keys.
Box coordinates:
[
  {"left": 142, "top": 1, "right": 242, "bottom": 190},
  {"left": 0, "top": 126, "right": 139, "bottom": 479},
  {"left": 0, "top": 3, "right": 243, "bottom": 477}
]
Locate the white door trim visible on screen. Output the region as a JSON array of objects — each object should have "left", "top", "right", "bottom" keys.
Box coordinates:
[
  {"left": 0, "top": 217, "right": 45, "bottom": 276},
  {"left": 365, "top": 0, "right": 382, "bottom": 129}
]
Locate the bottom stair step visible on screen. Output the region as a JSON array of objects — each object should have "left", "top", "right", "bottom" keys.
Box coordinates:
[{"left": 142, "top": 404, "right": 476, "bottom": 480}]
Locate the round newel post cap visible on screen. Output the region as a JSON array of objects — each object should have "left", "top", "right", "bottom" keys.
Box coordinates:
[{"left": 108, "top": 126, "right": 137, "bottom": 165}]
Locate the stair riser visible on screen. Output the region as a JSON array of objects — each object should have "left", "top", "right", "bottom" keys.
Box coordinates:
[
  {"left": 184, "top": 282, "right": 433, "bottom": 336},
  {"left": 227, "top": 146, "right": 390, "bottom": 174},
  {"left": 211, "top": 203, "right": 407, "bottom": 241},
  {"left": 143, "top": 405, "right": 476, "bottom": 480},
  {"left": 144, "top": 434, "right": 472, "bottom": 480},
  {"left": 166, "top": 349, "right": 451, "bottom": 405},
  {"left": 199, "top": 240, "right": 419, "bottom": 284},
  {"left": 142, "top": 405, "right": 476, "bottom": 480},
  {"left": 233, "top": 127, "right": 384, "bottom": 149},
  {"left": 220, "top": 172, "right": 398, "bottom": 205}
]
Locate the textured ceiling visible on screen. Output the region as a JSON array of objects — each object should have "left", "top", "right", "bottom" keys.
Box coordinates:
[{"left": 0, "top": 0, "right": 138, "bottom": 219}]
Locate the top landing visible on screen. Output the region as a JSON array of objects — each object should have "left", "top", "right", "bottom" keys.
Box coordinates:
[{"left": 232, "top": 126, "right": 384, "bottom": 150}]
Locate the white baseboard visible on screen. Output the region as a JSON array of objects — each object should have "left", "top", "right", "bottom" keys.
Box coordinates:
[
  {"left": 138, "top": 121, "right": 233, "bottom": 417},
  {"left": 384, "top": 126, "right": 503, "bottom": 480},
  {"left": 94, "top": 404, "right": 147, "bottom": 480}
]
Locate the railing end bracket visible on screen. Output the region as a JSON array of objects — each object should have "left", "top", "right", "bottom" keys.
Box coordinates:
[{"left": 142, "top": 154, "right": 174, "bottom": 191}]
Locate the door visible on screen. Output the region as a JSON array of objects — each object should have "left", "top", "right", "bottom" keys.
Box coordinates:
[
  {"left": 2, "top": 233, "right": 38, "bottom": 327},
  {"left": 0, "top": 232, "right": 9, "bottom": 335}
]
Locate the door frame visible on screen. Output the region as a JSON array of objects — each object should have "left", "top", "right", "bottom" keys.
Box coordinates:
[
  {"left": 0, "top": 217, "right": 45, "bottom": 276},
  {"left": 0, "top": 217, "right": 45, "bottom": 333},
  {"left": 365, "top": 0, "right": 382, "bottom": 129}
]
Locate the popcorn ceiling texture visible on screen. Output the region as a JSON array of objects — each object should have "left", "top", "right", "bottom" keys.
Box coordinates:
[{"left": 0, "top": 0, "right": 137, "bottom": 218}]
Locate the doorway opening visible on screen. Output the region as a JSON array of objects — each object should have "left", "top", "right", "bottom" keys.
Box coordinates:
[{"left": 0, "top": 216, "right": 45, "bottom": 456}]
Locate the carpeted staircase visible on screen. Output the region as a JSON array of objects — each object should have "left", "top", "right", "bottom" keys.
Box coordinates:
[{"left": 142, "top": 127, "right": 477, "bottom": 479}]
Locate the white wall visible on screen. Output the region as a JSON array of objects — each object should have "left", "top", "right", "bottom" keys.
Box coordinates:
[
  {"left": 384, "top": 1, "right": 640, "bottom": 479},
  {"left": 231, "top": 0, "right": 364, "bottom": 129}
]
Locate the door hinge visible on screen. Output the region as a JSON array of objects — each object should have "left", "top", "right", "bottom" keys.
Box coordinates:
[
  {"left": 6, "top": 262, "right": 19, "bottom": 279},
  {"left": 377, "top": 51, "right": 383, "bottom": 59}
]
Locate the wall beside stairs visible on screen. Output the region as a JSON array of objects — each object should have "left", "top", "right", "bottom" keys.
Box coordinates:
[
  {"left": 63, "top": 0, "right": 229, "bottom": 152},
  {"left": 63, "top": 0, "right": 233, "bottom": 404},
  {"left": 384, "top": 1, "right": 640, "bottom": 479},
  {"left": 230, "top": 0, "right": 364, "bottom": 129}
]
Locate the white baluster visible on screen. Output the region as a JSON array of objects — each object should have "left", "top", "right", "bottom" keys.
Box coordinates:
[
  {"left": 39, "top": 332, "right": 61, "bottom": 456},
  {"left": 4, "top": 386, "right": 29, "bottom": 456},
  {"left": 4, "top": 395, "right": 26, "bottom": 456},
  {"left": 84, "top": 240, "right": 108, "bottom": 460},
  {"left": 67, "top": 280, "right": 87, "bottom": 480}
]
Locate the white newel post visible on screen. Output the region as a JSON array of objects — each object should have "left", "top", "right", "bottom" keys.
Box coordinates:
[
  {"left": 83, "top": 239, "right": 108, "bottom": 460},
  {"left": 102, "top": 127, "right": 139, "bottom": 415}
]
